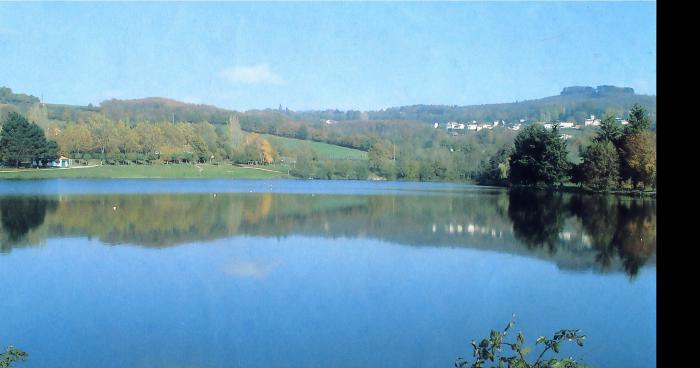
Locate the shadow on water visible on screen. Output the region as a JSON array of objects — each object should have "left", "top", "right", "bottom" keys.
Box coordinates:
[
  {"left": 0, "top": 197, "right": 58, "bottom": 250},
  {"left": 0, "top": 190, "right": 655, "bottom": 276}
]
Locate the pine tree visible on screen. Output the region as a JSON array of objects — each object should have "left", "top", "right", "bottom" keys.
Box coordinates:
[{"left": 0, "top": 112, "right": 58, "bottom": 167}]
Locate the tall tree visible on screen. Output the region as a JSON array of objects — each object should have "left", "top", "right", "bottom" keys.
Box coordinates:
[
  {"left": 622, "top": 131, "right": 656, "bottom": 189},
  {"left": 508, "top": 124, "right": 570, "bottom": 186},
  {"left": 625, "top": 103, "right": 651, "bottom": 135},
  {"left": 578, "top": 140, "right": 621, "bottom": 190},
  {"left": 0, "top": 112, "right": 57, "bottom": 167},
  {"left": 595, "top": 114, "right": 624, "bottom": 148}
]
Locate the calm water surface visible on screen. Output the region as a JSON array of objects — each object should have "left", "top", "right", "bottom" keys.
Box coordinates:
[{"left": 0, "top": 180, "right": 656, "bottom": 367}]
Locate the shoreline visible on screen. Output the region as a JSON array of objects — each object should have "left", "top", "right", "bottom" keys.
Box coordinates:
[{"left": 0, "top": 165, "right": 657, "bottom": 198}]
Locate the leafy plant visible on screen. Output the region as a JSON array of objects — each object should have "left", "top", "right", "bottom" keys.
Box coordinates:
[
  {"left": 0, "top": 346, "right": 27, "bottom": 368},
  {"left": 455, "top": 316, "right": 587, "bottom": 368}
]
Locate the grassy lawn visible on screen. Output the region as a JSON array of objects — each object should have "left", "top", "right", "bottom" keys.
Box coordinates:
[
  {"left": 0, "top": 164, "right": 290, "bottom": 179},
  {"left": 260, "top": 134, "right": 368, "bottom": 160}
]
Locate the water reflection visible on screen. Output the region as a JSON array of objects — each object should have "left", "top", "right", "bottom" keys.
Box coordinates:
[
  {"left": 0, "top": 190, "right": 655, "bottom": 276},
  {"left": 0, "top": 197, "right": 58, "bottom": 247}
]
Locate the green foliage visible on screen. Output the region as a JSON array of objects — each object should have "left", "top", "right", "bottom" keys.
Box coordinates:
[
  {"left": 508, "top": 125, "right": 570, "bottom": 187},
  {"left": 625, "top": 103, "right": 651, "bottom": 136},
  {"left": 477, "top": 146, "right": 512, "bottom": 186},
  {"left": 576, "top": 140, "right": 621, "bottom": 190},
  {"left": 0, "top": 112, "right": 59, "bottom": 167},
  {"left": 0, "top": 346, "right": 27, "bottom": 368},
  {"left": 455, "top": 317, "right": 586, "bottom": 368},
  {"left": 594, "top": 115, "right": 623, "bottom": 149}
]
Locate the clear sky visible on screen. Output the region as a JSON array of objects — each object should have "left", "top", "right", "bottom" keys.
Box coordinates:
[{"left": 0, "top": 2, "right": 656, "bottom": 111}]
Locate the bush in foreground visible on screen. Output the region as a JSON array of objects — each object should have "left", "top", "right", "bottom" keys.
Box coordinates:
[{"left": 455, "top": 316, "right": 587, "bottom": 368}]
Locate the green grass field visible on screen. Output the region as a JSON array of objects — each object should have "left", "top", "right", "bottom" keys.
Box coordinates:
[
  {"left": 260, "top": 134, "right": 368, "bottom": 160},
  {"left": 0, "top": 164, "right": 289, "bottom": 179}
]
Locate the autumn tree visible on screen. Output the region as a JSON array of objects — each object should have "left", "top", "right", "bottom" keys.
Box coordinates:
[
  {"left": 87, "top": 114, "right": 117, "bottom": 163},
  {"left": 57, "top": 122, "right": 93, "bottom": 160},
  {"left": 622, "top": 131, "right": 656, "bottom": 189}
]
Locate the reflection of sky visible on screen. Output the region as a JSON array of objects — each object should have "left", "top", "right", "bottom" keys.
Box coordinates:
[
  {"left": 222, "top": 259, "right": 281, "bottom": 279},
  {"left": 0, "top": 235, "right": 655, "bottom": 368},
  {"left": 0, "top": 179, "right": 491, "bottom": 196}
]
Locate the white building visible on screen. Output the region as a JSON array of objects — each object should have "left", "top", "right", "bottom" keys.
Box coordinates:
[
  {"left": 467, "top": 123, "right": 478, "bottom": 131},
  {"left": 434, "top": 122, "right": 439, "bottom": 128},
  {"left": 446, "top": 121, "right": 465, "bottom": 130},
  {"left": 584, "top": 115, "right": 601, "bottom": 126},
  {"left": 559, "top": 122, "right": 575, "bottom": 129}
]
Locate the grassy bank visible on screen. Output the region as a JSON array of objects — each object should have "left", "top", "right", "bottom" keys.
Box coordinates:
[{"left": 0, "top": 163, "right": 290, "bottom": 179}]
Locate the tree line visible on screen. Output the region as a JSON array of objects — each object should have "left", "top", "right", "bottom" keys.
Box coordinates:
[
  {"left": 0, "top": 113, "right": 278, "bottom": 167},
  {"left": 477, "top": 104, "right": 656, "bottom": 191}
]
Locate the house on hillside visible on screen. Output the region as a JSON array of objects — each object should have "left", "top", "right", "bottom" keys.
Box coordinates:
[
  {"left": 584, "top": 115, "right": 601, "bottom": 126},
  {"left": 446, "top": 121, "right": 465, "bottom": 130},
  {"left": 559, "top": 122, "right": 575, "bottom": 129}
]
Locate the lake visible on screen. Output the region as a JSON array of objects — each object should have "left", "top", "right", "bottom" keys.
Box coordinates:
[{"left": 0, "top": 179, "right": 656, "bottom": 367}]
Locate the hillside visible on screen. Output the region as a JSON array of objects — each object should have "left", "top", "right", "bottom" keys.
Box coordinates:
[
  {"left": 260, "top": 134, "right": 368, "bottom": 161},
  {"left": 364, "top": 85, "right": 656, "bottom": 125},
  {"left": 0, "top": 85, "right": 656, "bottom": 128}
]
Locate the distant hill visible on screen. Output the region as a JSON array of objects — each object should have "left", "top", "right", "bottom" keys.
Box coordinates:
[
  {"left": 363, "top": 85, "right": 656, "bottom": 125},
  {"left": 0, "top": 85, "right": 656, "bottom": 126},
  {"left": 99, "top": 97, "right": 234, "bottom": 124}
]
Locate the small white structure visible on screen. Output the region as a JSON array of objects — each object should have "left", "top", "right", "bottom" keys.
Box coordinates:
[
  {"left": 446, "top": 121, "right": 465, "bottom": 130},
  {"left": 510, "top": 124, "right": 522, "bottom": 131},
  {"left": 467, "top": 123, "right": 478, "bottom": 131},
  {"left": 559, "top": 122, "right": 575, "bottom": 129},
  {"left": 543, "top": 123, "right": 554, "bottom": 130},
  {"left": 33, "top": 156, "right": 73, "bottom": 168},
  {"left": 560, "top": 134, "right": 573, "bottom": 140},
  {"left": 616, "top": 118, "right": 629, "bottom": 125},
  {"left": 584, "top": 115, "right": 601, "bottom": 126},
  {"left": 324, "top": 119, "right": 337, "bottom": 125},
  {"left": 434, "top": 122, "right": 439, "bottom": 129}
]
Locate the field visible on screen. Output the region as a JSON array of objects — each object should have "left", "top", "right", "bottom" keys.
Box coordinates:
[
  {"left": 261, "top": 134, "right": 368, "bottom": 160},
  {"left": 0, "top": 163, "right": 289, "bottom": 179}
]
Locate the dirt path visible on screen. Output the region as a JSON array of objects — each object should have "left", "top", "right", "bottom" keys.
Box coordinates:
[{"left": 233, "top": 166, "right": 287, "bottom": 174}]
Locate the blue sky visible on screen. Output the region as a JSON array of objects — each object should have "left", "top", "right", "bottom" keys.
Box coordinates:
[{"left": 0, "top": 2, "right": 656, "bottom": 111}]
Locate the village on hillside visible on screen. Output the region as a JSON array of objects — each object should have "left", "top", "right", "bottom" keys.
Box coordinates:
[{"left": 437, "top": 114, "right": 630, "bottom": 139}]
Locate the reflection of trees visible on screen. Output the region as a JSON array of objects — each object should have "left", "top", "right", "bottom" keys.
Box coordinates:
[
  {"left": 611, "top": 200, "right": 656, "bottom": 277},
  {"left": 0, "top": 196, "right": 58, "bottom": 249},
  {"left": 507, "top": 189, "right": 568, "bottom": 253},
  {"left": 0, "top": 191, "right": 656, "bottom": 276},
  {"left": 510, "top": 190, "right": 657, "bottom": 277},
  {"left": 568, "top": 196, "right": 620, "bottom": 270}
]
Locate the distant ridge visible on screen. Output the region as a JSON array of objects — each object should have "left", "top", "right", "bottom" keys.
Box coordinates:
[{"left": 1, "top": 85, "right": 655, "bottom": 125}]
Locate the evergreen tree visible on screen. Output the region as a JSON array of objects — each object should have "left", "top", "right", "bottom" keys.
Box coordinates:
[
  {"left": 0, "top": 112, "right": 57, "bottom": 167},
  {"left": 625, "top": 103, "right": 651, "bottom": 135},
  {"left": 595, "top": 114, "right": 624, "bottom": 149}
]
